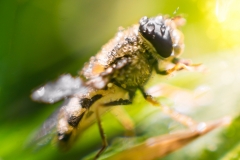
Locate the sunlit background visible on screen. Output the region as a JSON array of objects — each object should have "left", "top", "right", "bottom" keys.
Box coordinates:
[{"left": 1, "top": 0, "right": 240, "bottom": 159}]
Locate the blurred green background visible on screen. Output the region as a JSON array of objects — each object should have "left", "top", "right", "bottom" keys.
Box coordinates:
[{"left": 1, "top": 0, "right": 240, "bottom": 159}]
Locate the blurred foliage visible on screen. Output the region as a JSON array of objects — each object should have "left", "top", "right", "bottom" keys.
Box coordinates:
[{"left": 1, "top": 0, "right": 240, "bottom": 160}]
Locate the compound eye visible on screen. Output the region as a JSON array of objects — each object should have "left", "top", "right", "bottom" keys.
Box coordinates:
[
  {"left": 139, "top": 16, "right": 173, "bottom": 58},
  {"left": 146, "top": 22, "right": 155, "bottom": 34},
  {"left": 160, "top": 24, "right": 166, "bottom": 36},
  {"left": 139, "top": 19, "right": 156, "bottom": 39}
]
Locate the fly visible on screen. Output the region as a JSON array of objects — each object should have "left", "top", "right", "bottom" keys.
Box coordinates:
[{"left": 31, "top": 14, "right": 202, "bottom": 159}]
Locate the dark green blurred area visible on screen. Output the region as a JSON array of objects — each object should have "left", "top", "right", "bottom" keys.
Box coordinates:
[{"left": 1, "top": 0, "right": 240, "bottom": 160}]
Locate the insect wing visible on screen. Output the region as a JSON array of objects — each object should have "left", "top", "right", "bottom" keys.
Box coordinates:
[
  {"left": 29, "top": 97, "right": 86, "bottom": 150},
  {"left": 31, "top": 74, "right": 83, "bottom": 103},
  {"left": 28, "top": 107, "right": 60, "bottom": 150}
]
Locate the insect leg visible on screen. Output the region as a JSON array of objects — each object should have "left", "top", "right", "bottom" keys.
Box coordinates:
[
  {"left": 94, "top": 96, "right": 134, "bottom": 158},
  {"left": 155, "top": 58, "right": 202, "bottom": 75},
  {"left": 110, "top": 106, "right": 135, "bottom": 136},
  {"left": 104, "top": 98, "right": 135, "bottom": 136},
  {"left": 139, "top": 87, "right": 197, "bottom": 128},
  {"left": 94, "top": 104, "right": 108, "bottom": 159}
]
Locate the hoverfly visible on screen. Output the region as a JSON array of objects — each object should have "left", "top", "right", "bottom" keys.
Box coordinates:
[{"left": 31, "top": 14, "right": 202, "bottom": 159}]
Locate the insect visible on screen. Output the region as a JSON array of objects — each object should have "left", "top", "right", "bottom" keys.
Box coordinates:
[{"left": 31, "top": 14, "right": 201, "bottom": 159}]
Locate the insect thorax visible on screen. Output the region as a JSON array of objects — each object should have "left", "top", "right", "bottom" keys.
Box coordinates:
[
  {"left": 81, "top": 25, "right": 156, "bottom": 88},
  {"left": 81, "top": 25, "right": 155, "bottom": 90}
]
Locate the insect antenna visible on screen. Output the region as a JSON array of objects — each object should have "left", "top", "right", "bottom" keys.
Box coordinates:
[{"left": 173, "top": 7, "right": 180, "bottom": 16}]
